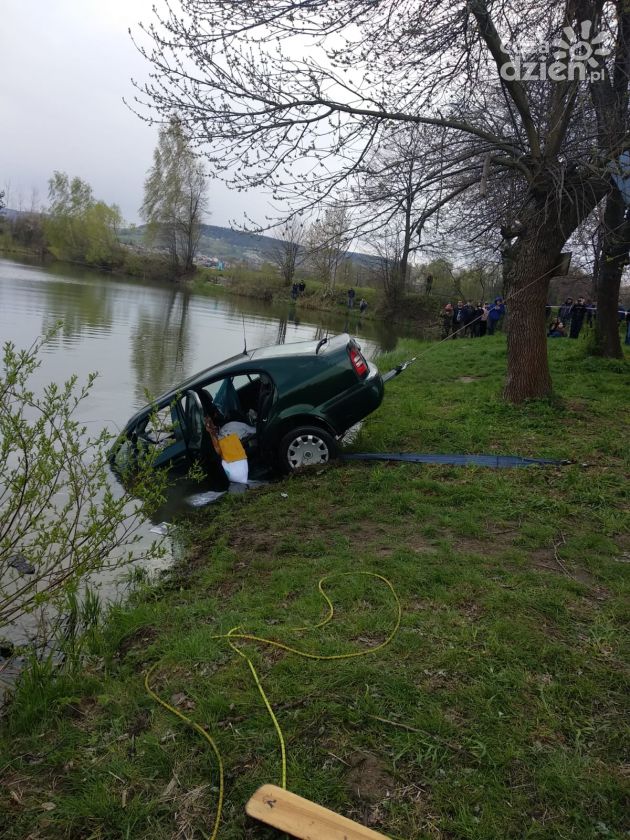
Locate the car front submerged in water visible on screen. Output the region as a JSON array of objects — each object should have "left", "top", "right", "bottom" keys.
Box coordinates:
[{"left": 111, "top": 334, "right": 384, "bottom": 482}]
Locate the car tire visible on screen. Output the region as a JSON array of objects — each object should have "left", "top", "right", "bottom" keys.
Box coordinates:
[{"left": 278, "top": 426, "right": 338, "bottom": 472}]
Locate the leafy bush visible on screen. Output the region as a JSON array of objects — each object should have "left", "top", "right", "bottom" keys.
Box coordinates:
[{"left": 0, "top": 331, "right": 166, "bottom": 633}]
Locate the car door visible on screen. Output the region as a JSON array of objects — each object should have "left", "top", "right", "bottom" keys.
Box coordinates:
[
  {"left": 184, "top": 390, "right": 206, "bottom": 455},
  {"left": 142, "top": 400, "right": 189, "bottom": 470},
  {"left": 183, "top": 390, "right": 223, "bottom": 473}
]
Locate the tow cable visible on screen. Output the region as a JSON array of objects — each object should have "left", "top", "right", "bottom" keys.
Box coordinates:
[
  {"left": 364, "top": 356, "right": 570, "bottom": 469},
  {"left": 144, "top": 572, "right": 401, "bottom": 840}
]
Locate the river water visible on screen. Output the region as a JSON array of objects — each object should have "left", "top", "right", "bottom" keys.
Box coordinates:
[
  {"left": 0, "top": 257, "right": 420, "bottom": 658},
  {"left": 0, "top": 257, "right": 416, "bottom": 423}
]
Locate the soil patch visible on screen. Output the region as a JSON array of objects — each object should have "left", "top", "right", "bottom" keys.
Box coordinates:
[
  {"left": 116, "top": 626, "right": 158, "bottom": 659},
  {"left": 345, "top": 751, "right": 396, "bottom": 804},
  {"left": 454, "top": 537, "right": 504, "bottom": 557}
]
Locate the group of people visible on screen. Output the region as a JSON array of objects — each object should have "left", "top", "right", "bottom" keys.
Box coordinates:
[
  {"left": 347, "top": 287, "right": 368, "bottom": 313},
  {"left": 441, "top": 297, "right": 506, "bottom": 339},
  {"left": 441, "top": 293, "right": 630, "bottom": 344},
  {"left": 290, "top": 280, "right": 307, "bottom": 299},
  {"left": 547, "top": 297, "right": 630, "bottom": 343},
  {"left": 547, "top": 297, "right": 592, "bottom": 339}
]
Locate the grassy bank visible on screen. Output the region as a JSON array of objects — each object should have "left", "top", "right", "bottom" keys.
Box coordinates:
[
  {"left": 193, "top": 266, "right": 434, "bottom": 325},
  {"left": 1, "top": 337, "right": 628, "bottom": 839}
]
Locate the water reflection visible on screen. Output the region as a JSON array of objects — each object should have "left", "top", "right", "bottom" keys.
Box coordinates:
[
  {"left": 130, "top": 287, "right": 192, "bottom": 403},
  {"left": 39, "top": 277, "right": 115, "bottom": 342}
]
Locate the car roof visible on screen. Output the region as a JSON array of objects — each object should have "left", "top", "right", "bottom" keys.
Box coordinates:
[{"left": 124, "top": 333, "right": 351, "bottom": 428}]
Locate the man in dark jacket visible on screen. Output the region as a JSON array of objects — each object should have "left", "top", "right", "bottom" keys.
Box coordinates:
[
  {"left": 569, "top": 297, "right": 587, "bottom": 339},
  {"left": 463, "top": 301, "right": 476, "bottom": 336},
  {"left": 558, "top": 297, "right": 573, "bottom": 326},
  {"left": 472, "top": 302, "right": 485, "bottom": 337},
  {"left": 452, "top": 300, "right": 467, "bottom": 337}
]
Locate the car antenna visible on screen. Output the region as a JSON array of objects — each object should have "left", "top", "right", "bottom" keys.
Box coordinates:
[{"left": 242, "top": 315, "right": 248, "bottom": 355}]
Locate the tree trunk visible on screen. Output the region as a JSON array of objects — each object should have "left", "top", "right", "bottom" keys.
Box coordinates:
[
  {"left": 503, "top": 225, "right": 566, "bottom": 403},
  {"left": 592, "top": 187, "right": 629, "bottom": 359}
]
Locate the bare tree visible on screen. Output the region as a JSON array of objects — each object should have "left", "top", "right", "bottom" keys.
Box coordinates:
[
  {"left": 269, "top": 218, "right": 306, "bottom": 286},
  {"left": 350, "top": 126, "right": 431, "bottom": 304},
  {"left": 307, "top": 203, "right": 354, "bottom": 293},
  {"left": 134, "top": 1, "right": 630, "bottom": 400},
  {"left": 374, "top": 229, "right": 411, "bottom": 307}
]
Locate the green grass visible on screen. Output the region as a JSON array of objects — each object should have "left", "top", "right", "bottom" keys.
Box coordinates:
[{"left": 1, "top": 336, "right": 628, "bottom": 839}]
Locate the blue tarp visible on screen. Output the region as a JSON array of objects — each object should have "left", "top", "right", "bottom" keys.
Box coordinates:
[{"left": 342, "top": 453, "right": 569, "bottom": 468}]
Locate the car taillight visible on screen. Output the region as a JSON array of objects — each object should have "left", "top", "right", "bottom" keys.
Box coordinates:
[{"left": 349, "top": 347, "right": 368, "bottom": 378}]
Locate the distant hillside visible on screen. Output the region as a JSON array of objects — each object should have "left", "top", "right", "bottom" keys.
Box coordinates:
[
  {"left": 0, "top": 208, "right": 23, "bottom": 221},
  {"left": 120, "top": 223, "right": 380, "bottom": 269},
  {"left": 196, "top": 224, "right": 288, "bottom": 264}
]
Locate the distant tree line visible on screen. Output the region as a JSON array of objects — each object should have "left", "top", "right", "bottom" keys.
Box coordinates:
[
  {"left": 0, "top": 121, "right": 209, "bottom": 280},
  {"left": 0, "top": 174, "right": 123, "bottom": 269}
]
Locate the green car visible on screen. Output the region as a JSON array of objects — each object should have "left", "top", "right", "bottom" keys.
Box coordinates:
[{"left": 111, "top": 333, "right": 385, "bottom": 479}]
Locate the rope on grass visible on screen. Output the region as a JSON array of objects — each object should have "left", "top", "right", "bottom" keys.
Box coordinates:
[{"left": 144, "top": 571, "right": 402, "bottom": 840}]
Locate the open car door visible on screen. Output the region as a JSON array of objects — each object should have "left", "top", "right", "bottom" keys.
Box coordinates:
[{"left": 183, "top": 390, "right": 224, "bottom": 477}]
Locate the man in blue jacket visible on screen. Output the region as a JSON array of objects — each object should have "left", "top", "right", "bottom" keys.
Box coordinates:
[{"left": 487, "top": 297, "right": 506, "bottom": 335}]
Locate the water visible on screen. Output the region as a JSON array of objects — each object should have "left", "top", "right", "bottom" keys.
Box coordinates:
[
  {"left": 0, "top": 257, "right": 414, "bottom": 422},
  {"left": 0, "top": 256, "right": 420, "bottom": 664}
]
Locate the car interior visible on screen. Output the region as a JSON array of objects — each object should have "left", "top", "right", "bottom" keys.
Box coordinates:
[
  {"left": 195, "top": 372, "right": 276, "bottom": 457},
  {"left": 125, "top": 372, "right": 277, "bottom": 477}
]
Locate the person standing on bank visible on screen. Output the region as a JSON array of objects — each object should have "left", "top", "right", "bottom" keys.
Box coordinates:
[
  {"left": 487, "top": 297, "right": 506, "bottom": 335},
  {"left": 441, "top": 303, "right": 453, "bottom": 339},
  {"left": 585, "top": 298, "right": 594, "bottom": 328},
  {"left": 558, "top": 297, "right": 573, "bottom": 328},
  {"left": 347, "top": 287, "right": 356, "bottom": 308},
  {"left": 472, "top": 301, "right": 486, "bottom": 337},
  {"left": 452, "top": 300, "right": 467, "bottom": 337},
  {"left": 569, "top": 297, "right": 587, "bottom": 339}
]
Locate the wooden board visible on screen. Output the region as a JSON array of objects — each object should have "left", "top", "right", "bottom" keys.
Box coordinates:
[{"left": 245, "top": 784, "right": 392, "bottom": 840}]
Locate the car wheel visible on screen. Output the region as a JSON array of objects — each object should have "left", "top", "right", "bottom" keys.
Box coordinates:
[{"left": 278, "top": 426, "right": 338, "bottom": 472}]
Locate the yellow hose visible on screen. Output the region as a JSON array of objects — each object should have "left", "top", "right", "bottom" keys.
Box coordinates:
[{"left": 144, "top": 571, "right": 401, "bottom": 840}]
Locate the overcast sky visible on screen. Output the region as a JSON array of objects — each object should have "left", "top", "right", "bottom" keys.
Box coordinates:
[{"left": 0, "top": 0, "right": 271, "bottom": 227}]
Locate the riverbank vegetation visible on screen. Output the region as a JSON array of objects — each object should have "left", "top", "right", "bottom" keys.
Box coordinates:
[
  {"left": 0, "top": 333, "right": 166, "bottom": 657},
  {"left": 1, "top": 337, "right": 627, "bottom": 839}
]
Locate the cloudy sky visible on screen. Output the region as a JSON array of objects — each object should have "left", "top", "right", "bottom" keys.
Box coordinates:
[{"left": 0, "top": 0, "right": 270, "bottom": 227}]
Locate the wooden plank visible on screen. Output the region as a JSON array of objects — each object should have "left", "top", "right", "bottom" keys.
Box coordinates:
[{"left": 245, "top": 784, "right": 392, "bottom": 840}]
